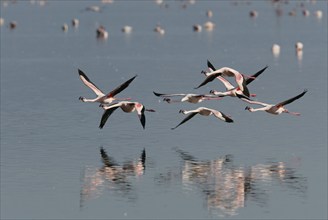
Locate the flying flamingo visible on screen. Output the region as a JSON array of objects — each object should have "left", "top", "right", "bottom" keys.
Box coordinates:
[
  {"left": 153, "top": 91, "right": 222, "bottom": 104},
  {"left": 208, "top": 62, "right": 268, "bottom": 98},
  {"left": 78, "top": 69, "right": 137, "bottom": 104},
  {"left": 99, "top": 101, "right": 155, "bottom": 129},
  {"left": 195, "top": 63, "right": 250, "bottom": 96},
  {"left": 245, "top": 89, "right": 307, "bottom": 115},
  {"left": 200, "top": 60, "right": 267, "bottom": 97},
  {"left": 171, "top": 107, "right": 233, "bottom": 130}
]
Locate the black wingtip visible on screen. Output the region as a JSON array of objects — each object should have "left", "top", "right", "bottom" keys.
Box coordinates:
[
  {"left": 260, "top": 65, "right": 269, "bottom": 72},
  {"left": 78, "top": 69, "right": 84, "bottom": 75},
  {"left": 153, "top": 91, "right": 161, "bottom": 96},
  {"left": 78, "top": 69, "right": 90, "bottom": 81},
  {"left": 129, "top": 74, "right": 138, "bottom": 81},
  {"left": 225, "top": 118, "right": 234, "bottom": 123},
  {"left": 207, "top": 59, "right": 216, "bottom": 71}
]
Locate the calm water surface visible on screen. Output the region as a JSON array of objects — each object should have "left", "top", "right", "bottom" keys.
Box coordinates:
[{"left": 1, "top": 1, "right": 327, "bottom": 219}]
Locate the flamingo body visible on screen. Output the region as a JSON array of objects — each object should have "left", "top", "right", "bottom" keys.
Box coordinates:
[{"left": 99, "top": 101, "right": 155, "bottom": 129}]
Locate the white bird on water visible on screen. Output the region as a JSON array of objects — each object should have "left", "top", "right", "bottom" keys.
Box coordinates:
[
  {"left": 171, "top": 107, "right": 233, "bottom": 130},
  {"left": 99, "top": 101, "right": 155, "bottom": 129},
  {"left": 153, "top": 91, "right": 222, "bottom": 104},
  {"left": 78, "top": 69, "right": 137, "bottom": 104},
  {"left": 245, "top": 89, "right": 307, "bottom": 116}
]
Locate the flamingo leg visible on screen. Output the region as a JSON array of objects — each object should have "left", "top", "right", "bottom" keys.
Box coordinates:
[
  {"left": 203, "top": 97, "right": 223, "bottom": 101},
  {"left": 287, "top": 111, "right": 301, "bottom": 116}
]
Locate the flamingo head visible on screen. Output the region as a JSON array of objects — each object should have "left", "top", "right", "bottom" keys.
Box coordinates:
[
  {"left": 163, "top": 98, "right": 171, "bottom": 103},
  {"left": 179, "top": 109, "right": 185, "bottom": 114},
  {"left": 201, "top": 70, "right": 207, "bottom": 75},
  {"left": 79, "top": 96, "right": 85, "bottom": 102},
  {"left": 245, "top": 106, "right": 251, "bottom": 111}
]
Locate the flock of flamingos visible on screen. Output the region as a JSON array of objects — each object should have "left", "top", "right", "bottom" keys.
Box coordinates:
[{"left": 77, "top": 60, "right": 307, "bottom": 130}]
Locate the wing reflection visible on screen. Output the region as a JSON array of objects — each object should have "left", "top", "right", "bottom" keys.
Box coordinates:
[
  {"left": 157, "top": 148, "right": 307, "bottom": 217},
  {"left": 80, "top": 147, "right": 146, "bottom": 208}
]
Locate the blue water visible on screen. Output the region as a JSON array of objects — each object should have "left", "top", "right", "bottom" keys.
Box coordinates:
[{"left": 1, "top": 1, "right": 327, "bottom": 219}]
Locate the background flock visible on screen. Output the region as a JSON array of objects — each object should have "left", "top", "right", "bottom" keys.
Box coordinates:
[{"left": 77, "top": 60, "right": 307, "bottom": 130}]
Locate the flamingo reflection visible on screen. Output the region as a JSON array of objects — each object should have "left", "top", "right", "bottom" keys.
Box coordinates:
[
  {"left": 80, "top": 147, "right": 146, "bottom": 208},
  {"left": 156, "top": 148, "right": 307, "bottom": 217}
]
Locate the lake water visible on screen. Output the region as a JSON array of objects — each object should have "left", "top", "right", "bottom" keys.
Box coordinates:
[{"left": 1, "top": 0, "right": 327, "bottom": 219}]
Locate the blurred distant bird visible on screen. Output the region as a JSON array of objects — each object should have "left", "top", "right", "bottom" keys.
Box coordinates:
[
  {"left": 154, "top": 24, "right": 165, "bottom": 35},
  {"left": 171, "top": 107, "right": 233, "bottom": 130},
  {"left": 78, "top": 69, "right": 137, "bottom": 104},
  {"left": 96, "top": 25, "right": 108, "bottom": 39},
  {"left": 9, "top": 21, "right": 17, "bottom": 29},
  {"left": 85, "top": 5, "right": 102, "bottom": 12},
  {"left": 245, "top": 89, "right": 307, "bottom": 115},
  {"left": 99, "top": 101, "right": 155, "bottom": 129}
]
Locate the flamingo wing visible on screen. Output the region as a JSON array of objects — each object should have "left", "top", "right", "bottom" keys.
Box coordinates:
[
  {"left": 206, "top": 60, "right": 236, "bottom": 90},
  {"left": 207, "top": 60, "right": 216, "bottom": 71},
  {"left": 195, "top": 72, "right": 221, "bottom": 89},
  {"left": 217, "top": 76, "right": 235, "bottom": 90},
  {"left": 212, "top": 110, "right": 234, "bottom": 123},
  {"left": 245, "top": 65, "right": 268, "bottom": 85},
  {"left": 241, "top": 78, "right": 250, "bottom": 97},
  {"left": 134, "top": 103, "right": 146, "bottom": 129},
  {"left": 138, "top": 110, "right": 146, "bottom": 129},
  {"left": 106, "top": 75, "right": 137, "bottom": 98},
  {"left": 275, "top": 89, "right": 308, "bottom": 107},
  {"left": 153, "top": 91, "right": 187, "bottom": 97},
  {"left": 171, "top": 112, "right": 198, "bottom": 130},
  {"left": 99, "top": 106, "right": 120, "bottom": 129},
  {"left": 78, "top": 69, "right": 105, "bottom": 96}
]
